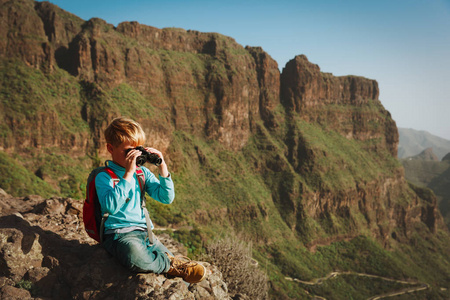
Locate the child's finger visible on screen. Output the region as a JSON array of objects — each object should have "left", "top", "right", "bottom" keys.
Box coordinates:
[{"left": 146, "top": 148, "right": 162, "bottom": 157}]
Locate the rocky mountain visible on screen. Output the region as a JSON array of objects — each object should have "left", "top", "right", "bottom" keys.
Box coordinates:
[
  {"left": 401, "top": 151, "right": 450, "bottom": 229},
  {"left": 0, "top": 0, "right": 449, "bottom": 299},
  {"left": 407, "top": 147, "right": 439, "bottom": 161},
  {"left": 428, "top": 161, "right": 450, "bottom": 228},
  {"left": 398, "top": 128, "right": 450, "bottom": 160}
]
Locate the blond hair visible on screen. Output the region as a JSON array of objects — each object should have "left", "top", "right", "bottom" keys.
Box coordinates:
[{"left": 104, "top": 117, "right": 146, "bottom": 147}]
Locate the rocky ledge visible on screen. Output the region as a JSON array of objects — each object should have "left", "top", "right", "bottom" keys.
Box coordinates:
[{"left": 0, "top": 190, "right": 230, "bottom": 300}]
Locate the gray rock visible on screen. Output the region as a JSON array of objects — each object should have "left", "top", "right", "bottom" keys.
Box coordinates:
[{"left": 0, "top": 195, "right": 231, "bottom": 299}]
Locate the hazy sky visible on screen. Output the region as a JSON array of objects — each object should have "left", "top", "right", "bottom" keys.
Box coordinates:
[{"left": 46, "top": 0, "right": 450, "bottom": 140}]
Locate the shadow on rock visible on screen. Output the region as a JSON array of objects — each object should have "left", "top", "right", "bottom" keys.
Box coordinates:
[{"left": 0, "top": 195, "right": 229, "bottom": 300}]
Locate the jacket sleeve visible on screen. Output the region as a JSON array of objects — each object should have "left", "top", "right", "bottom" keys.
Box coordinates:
[
  {"left": 143, "top": 168, "right": 175, "bottom": 204},
  {"left": 95, "top": 171, "right": 133, "bottom": 215}
]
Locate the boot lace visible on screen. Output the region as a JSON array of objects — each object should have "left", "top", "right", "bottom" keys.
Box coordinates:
[{"left": 170, "top": 256, "right": 199, "bottom": 275}]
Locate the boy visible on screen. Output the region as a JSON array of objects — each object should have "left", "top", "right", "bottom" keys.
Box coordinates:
[{"left": 96, "top": 117, "right": 205, "bottom": 283}]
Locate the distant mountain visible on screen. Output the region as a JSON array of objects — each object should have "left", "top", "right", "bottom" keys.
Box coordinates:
[
  {"left": 429, "top": 163, "right": 450, "bottom": 229},
  {"left": 401, "top": 157, "right": 448, "bottom": 187},
  {"left": 407, "top": 147, "right": 439, "bottom": 161},
  {"left": 399, "top": 134, "right": 450, "bottom": 228},
  {"left": 401, "top": 155, "right": 450, "bottom": 229},
  {"left": 398, "top": 128, "right": 450, "bottom": 160}
]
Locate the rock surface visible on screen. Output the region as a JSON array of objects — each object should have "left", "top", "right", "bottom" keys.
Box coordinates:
[
  {"left": 281, "top": 54, "right": 398, "bottom": 156},
  {"left": 0, "top": 190, "right": 230, "bottom": 299}
]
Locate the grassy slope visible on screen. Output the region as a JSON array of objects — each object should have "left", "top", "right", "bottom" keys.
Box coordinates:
[
  {"left": 164, "top": 121, "right": 450, "bottom": 299},
  {"left": 401, "top": 159, "right": 450, "bottom": 187},
  {"left": 1, "top": 58, "right": 449, "bottom": 299},
  {"left": 401, "top": 158, "right": 450, "bottom": 228},
  {"left": 157, "top": 118, "right": 450, "bottom": 299},
  {"left": 429, "top": 167, "right": 450, "bottom": 227},
  {"left": 0, "top": 59, "right": 89, "bottom": 198}
]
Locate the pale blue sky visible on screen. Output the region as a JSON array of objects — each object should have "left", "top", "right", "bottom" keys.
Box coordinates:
[{"left": 46, "top": 0, "right": 450, "bottom": 140}]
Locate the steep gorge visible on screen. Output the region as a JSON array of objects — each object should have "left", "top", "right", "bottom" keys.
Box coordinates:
[{"left": 0, "top": 0, "right": 449, "bottom": 298}]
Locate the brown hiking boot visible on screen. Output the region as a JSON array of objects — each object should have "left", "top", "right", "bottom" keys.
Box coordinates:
[{"left": 166, "top": 254, "right": 206, "bottom": 283}]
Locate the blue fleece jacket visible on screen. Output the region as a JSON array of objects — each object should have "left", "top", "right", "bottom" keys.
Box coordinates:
[{"left": 95, "top": 161, "right": 175, "bottom": 231}]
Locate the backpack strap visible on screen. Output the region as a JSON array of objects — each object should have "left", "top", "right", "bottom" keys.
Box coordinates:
[
  {"left": 99, "top": 166, "right": 120, "bottom": 244},
  {"left": 104, "top": 167, "right": 120, "bottom": 186},
  {"left": 136, "top": 167, "right": 155, "bottom": 245},
  {"left": 136, "top": 167, "right": 145, "bottom": 200}
]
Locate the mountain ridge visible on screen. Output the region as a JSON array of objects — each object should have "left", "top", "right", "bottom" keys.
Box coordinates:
[
  {"left": 401, "top": 148, "right": 450, "bottom": 229},
  {"left": 398, "top": 127, "right": 450, "bottom": 160}
]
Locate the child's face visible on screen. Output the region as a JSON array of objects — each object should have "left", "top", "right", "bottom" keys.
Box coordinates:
[{"left": 107, "top": 141, "right": 137, "bottom": 168}]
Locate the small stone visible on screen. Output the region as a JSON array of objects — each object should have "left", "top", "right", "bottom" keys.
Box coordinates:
[{"left": 0, "top": 285, "right": 32, "bottom": 300}]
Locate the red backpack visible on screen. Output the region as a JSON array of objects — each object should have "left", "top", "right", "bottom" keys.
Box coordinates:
[
  {"left": 83, "top": 166, "right": 119, "bottom": 243},
  {"left": 82, "top": 163, "right": 149, "bottom": 243}
]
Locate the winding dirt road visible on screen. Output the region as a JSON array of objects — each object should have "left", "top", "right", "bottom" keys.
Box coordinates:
[{"left": 285, "top": 271, "right": 431, "bottom": 300}]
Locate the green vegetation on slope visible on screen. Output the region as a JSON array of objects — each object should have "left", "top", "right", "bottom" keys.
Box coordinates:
[
  {"left": 0, "top": 51, "right": 449, "bottom": 299},
  {"left": 147, "top": 120, "right": 448, "bottom": 299},
  {"left": 295, "top": 118, "right": 400, "bottom": 191},
  {"left": 256, "top": 233, "right": 449, "bottom": 299},
  {"left": 401, "top": 159, "right": 450, "bottom": 187},
  {"left": 429, "top": 166, "right": 450, "bottom": 227},
  {"left": 401, "top": 158, "right": 450, "bottom": 228},
  {"left": 0, "top": 59, "right": 87, "bottom": 141},
  {"left": 0, "top": 151, "right": 56, "bottom": 197}
]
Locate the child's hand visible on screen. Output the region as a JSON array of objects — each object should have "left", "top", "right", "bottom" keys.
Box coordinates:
[
  {"left": 145, "top": 147, "right": 165, "bottom": 163},
  {"left": 123, "top": 148, "right": 141, "bottom": 182},
  {"left": 145, "top": 147, "right": 169, "bottom": 177}
]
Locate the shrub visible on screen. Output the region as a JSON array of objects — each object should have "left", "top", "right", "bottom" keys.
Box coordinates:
[
  {"left": 203, "top": 237, "right": 269, "bottom": 299},
  {"left": 15, "top": 279, "right": 37, "bottom": 296}
]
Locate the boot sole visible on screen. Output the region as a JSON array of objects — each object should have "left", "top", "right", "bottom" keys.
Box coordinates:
[{"left": 186, "top": 263, "right": 206, "bottom": 284}]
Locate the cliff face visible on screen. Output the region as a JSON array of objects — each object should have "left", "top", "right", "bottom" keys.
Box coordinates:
[
  {"left": 0, "top": 1, "right": 448, "bottom": 298},
  {"left": 281, "top": 55, "right": 398, "bottom": 156},
  {"left": 0, "top": 0, "right": 396, "bottom": 156},
  {"left": 1, "top": 1, "right": 258, "bottom": 154},
  {"left": 276, "top": 55, "right": 418, "bottom": 245},
  {"left": 0, "top": 2, "right": 397, "bottom": 156},
  {"left": 0, "top": 0, "right": 442, "bottom": 236}
]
